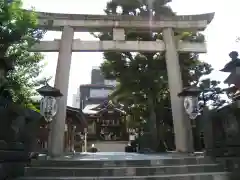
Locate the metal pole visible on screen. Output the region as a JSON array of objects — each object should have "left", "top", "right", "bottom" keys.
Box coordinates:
[
  {"left": 84, "top": 128, "right": 87, "bottom": 152},
  {"left": 84, "top": 133, "right": 87, "bottom": 152},
  {"left": 81, "top": 100, "right": 84, "bottom": 110}
]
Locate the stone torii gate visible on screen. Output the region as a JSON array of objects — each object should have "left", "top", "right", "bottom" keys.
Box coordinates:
[{"left": 30, "top": 11, "right": 214, "bottom": 157}]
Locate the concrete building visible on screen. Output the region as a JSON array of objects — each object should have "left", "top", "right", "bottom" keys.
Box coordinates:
[
  {"left": 80, "top": 84, "right": 114, "bottom": 109},
  {"left": 80, "top": 84, "right": 115, "bottom": 110},
  {"left": 91, "top": 66, "right": 104, "bottom": 84},
  {"left": 79, "top": 66, "right": 117, "bottom": 110},
  {"left": 91, "top": 66, "right": 117, "bottom": 86},
  {"left": 72, "top": 88, "right": 80, "bottom": 108}
]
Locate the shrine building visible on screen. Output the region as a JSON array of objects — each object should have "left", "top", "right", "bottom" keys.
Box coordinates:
[
  {"left": 83, "top": 100, "right": 127, "bottom": 142},
  {"left": 37, "top": 106, "right": 87, "bottom": 152}
]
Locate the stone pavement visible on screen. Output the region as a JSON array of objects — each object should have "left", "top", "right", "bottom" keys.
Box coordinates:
[
  {"left": 18, "top": 152, "right": 229, "bottom": 180},
  {"left": 87, "top": 141, "right": 127, "bottom": 152},
  {"left": 52, "top": 152, "right": 204, "bottom": 161}
]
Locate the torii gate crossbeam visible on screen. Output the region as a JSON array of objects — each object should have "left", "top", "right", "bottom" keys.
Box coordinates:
[{"left": 32, "top": 40, "right": 207, "bottom": 53}]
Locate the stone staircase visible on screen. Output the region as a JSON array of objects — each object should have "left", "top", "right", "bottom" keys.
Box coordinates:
[{"left": 17, "top": 153, "right": 229, "bottom": 180}]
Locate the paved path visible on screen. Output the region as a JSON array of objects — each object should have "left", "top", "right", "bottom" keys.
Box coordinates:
[{"left": 89, "top": 141, "right": 127, "bottom": 152}]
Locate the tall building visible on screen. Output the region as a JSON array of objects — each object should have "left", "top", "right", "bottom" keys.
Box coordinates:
[
  {"left": 91, "top": 66, "right": 104, "bottom": 84},
  {"left": 91, "top": 66, "right": 117, "bottom": 86},
  {"left": 79, "top": 66, "right": 117, "bottom": 109},
  {"left": 72, "top": 87, "right": 80, "bottom": 108},
  {"left": 79, "top": 84, "right": 114, "bottom": 109}
]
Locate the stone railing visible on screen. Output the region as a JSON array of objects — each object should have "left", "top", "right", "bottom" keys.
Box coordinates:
[
  {"left": 0, "top": 141, "right": 32, "bottom": 179},
  {"left": 0, "top": 98, "right": 42, "bottom": 179},
  {"left": 200, "top": 103, "right": 240, "bottom": 158}
]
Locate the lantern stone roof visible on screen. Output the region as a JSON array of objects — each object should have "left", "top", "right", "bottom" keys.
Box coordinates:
[
  {"left": 37, "top": 84, "right": 63, "bottom": 97},
  {"left": 221, "top": 51, "right": 240, "bottom": 72},
  {"left": 221, "top": 51, "right": 240, "bottom": 88},
  {"left": 224, "top": 73, "right": 240, "bottom": 86},
  {"left": 178, "top": 86, "right": 201, "bottom": 97}
]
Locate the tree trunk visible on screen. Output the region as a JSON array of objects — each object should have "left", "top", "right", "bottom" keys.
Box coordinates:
[
  {"left": 147, "top": 96, "right": 158, "bottom": 151},
  {"left": 156, "top": 120, "right": 167, "bottom": 152}
]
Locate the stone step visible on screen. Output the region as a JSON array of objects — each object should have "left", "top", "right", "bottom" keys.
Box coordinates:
[
  {"left": 31, "top": 157, "right": 214, "bottom": 168},
  {"left": 24, "top": 164, "right": 223, "bottom": 177},
  {"left": 17, "top": 172, "right": 229, "bottom": 180}
]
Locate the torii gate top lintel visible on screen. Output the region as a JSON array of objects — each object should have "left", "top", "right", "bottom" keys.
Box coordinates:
[
  {"left": 32, "top": 10, "right": 214, "bottom": 23},
  {"left": 27, "top": 10, "right": 214, "bottom": 32}
]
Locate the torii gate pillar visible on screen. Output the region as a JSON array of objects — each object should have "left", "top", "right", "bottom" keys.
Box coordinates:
[
  {"left": 48, "top": 26, "right": 74, "bottom": 157},
  {"left": 163, "top": 28, "right": 194, "bottom": 153}
]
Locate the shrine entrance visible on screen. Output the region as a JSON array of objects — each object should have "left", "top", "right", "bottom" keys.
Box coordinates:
[
  {"left": 83, "top": 101, "right": 127, "bottom": 143},
  {"left": 30, "top": 10, "right": 214, "bottom": 156}
]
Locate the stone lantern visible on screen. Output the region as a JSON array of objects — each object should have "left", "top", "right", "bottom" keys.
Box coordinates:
[
  {"left": 221, "top": 51, "right": 240, "bottom": 88},
  {"left": 178, "top": 86, "right": 202, "bottom": 120},
  {"left": 221, "top": 51, "right": 240, "bottom": 107},
  {"left": 37, "top": 83, "right": 63, "bottom": 122},
  {"left": 233, "top": 92, "right": 240, "bottom": 108}
]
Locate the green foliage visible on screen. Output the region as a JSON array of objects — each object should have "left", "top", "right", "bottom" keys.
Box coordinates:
[
  {"left": 99, "top": 0, "right": 218, "bottom": 117},
  {"left": 97, "top": 0, "right": 224, "bottom": 150},
  {"left": 198, "top": 79, "right": 226, "bottom": 108},
  {"left": 0, "top": 0, "right": 46, "bottom": 107}
]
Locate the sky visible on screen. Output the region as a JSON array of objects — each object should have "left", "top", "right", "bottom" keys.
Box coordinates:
[{"left": 22, "top": 0, "right": 240, "bottom": 106}]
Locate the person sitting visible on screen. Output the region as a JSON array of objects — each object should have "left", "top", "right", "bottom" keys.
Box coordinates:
[
  {"left": 88, "top": 144, "right": 98, "bottom": 153},
  {"left": 131, "top": 140, "right": 138, "bottom": 152},
  {"left": 125, "top": 142, "right": 134, "bottom": 152},
  {"left": 100, "top": 129, "right": 105, "bottom": 140}
]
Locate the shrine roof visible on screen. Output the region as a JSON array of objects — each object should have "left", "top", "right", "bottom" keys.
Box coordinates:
[
  {"left": 80, "top": 84, "right": 114, "bottom": 88},
  {"left": 67, "top": 106, "right": 81, "bottom": 112},
  {"left": 98, "top": 107, "right": 125, "bottom": 114},
  {"left": 82, "top": 104, "right": 100, "bottom": 114},
  {"left": 82, "top": 101, "right": 125, "bottom": 115},
  {"left": 92, "top": 101, "right": 122, "bottom": 110},
  {"left": 66, "top": 106, "right": 87, "bottom": 127}
]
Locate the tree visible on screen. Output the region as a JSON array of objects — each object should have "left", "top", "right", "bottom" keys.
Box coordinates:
[
  {"left": 96, "top": 0, "right": 223, "bottom": 151},
  {"left": 198, "top": 79, "right": 226, "bottom": 109},
  {"left": 0, "top": 0, "right": 46, "bottom": 109}
]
